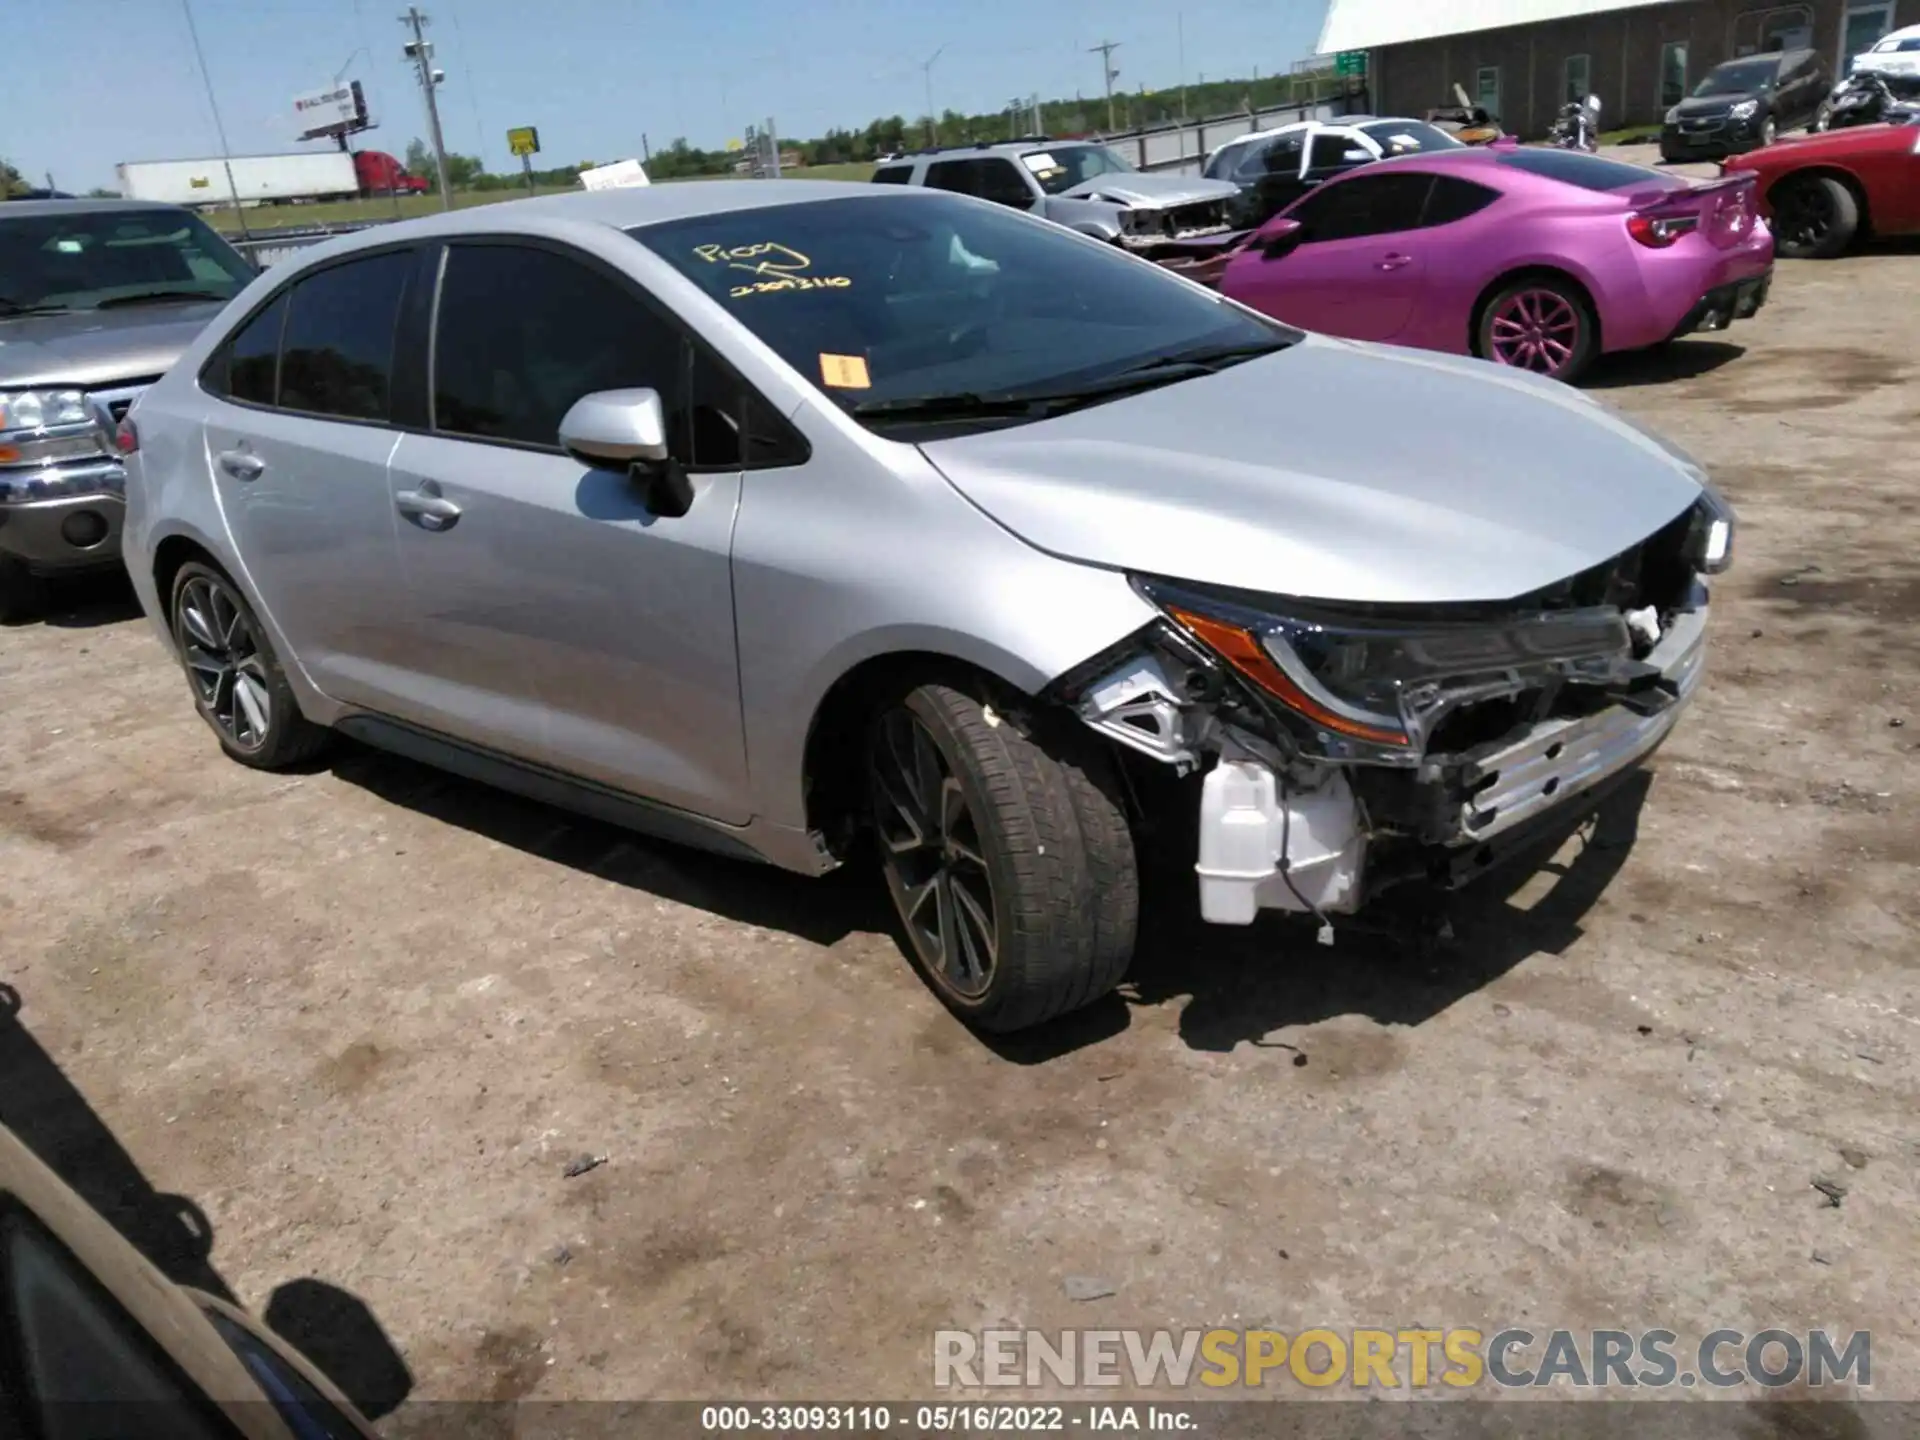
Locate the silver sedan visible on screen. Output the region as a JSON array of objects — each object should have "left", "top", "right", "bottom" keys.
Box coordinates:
[{"left": 119, "top": 180, "right": 1733, "bottom": 1033}]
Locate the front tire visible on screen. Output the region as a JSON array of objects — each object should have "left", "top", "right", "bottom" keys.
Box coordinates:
[
  {"left": 868, "top": 683, "right": 1137, "bottom": 1034},
  {"left": 1772, "top": 174, "right": 1860, "bottom": 259},
  {"left": 1477, "top": 277, "right": 1597, "bottom": 384},
  {"left": 170, "top": 561, "right": 329, "bottom": 770}
]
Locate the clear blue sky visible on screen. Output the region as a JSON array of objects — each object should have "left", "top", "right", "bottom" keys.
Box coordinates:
[{"left": 6, "top": 0, "right": 1331, "bottom": 192}]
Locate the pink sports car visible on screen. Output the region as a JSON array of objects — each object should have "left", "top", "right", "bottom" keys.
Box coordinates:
[{"left": 1213, "top": 145, "right": 1775, "bottom": 384}]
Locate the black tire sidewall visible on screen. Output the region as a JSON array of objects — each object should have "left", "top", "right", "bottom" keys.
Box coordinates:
[
  {"left": 0, "top": 557, "right": 41, "bottom": 624},
  {"left": 168, "top": 561, "right": 308, "bottom": 767},
  {"left": 1478, "top": 279, "right": 1596, "bottom": 384},
  {"left": 883, "top": 686, "right": 1025, "bottom": 1020},
  {"left": 1777, "top": 176, "right": 1858, "bottom": 259}
]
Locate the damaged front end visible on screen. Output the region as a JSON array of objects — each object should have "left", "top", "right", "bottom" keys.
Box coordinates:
[{"left": 1046, "top": 487, "right": 1735, "bottom": 926}]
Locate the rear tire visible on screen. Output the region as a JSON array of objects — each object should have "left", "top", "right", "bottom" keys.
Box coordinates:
[
  {"left": 0, "top": 557, "right": 42, "bottom": 624},
  {"left": 169, "top": 561, "right": 329, "bottom": 770},
  {"left": 1771, "top": 174, "right": 1859, "bottom": 260},
  {"left": 867, "top": 683, "right": 1137, "bottom": 1034},
  {"left": 1476, "top": 277, "right": 1597, "bottom": 384}
]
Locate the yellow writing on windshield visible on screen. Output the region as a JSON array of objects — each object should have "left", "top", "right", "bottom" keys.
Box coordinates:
[{"left": 694, "top": 241, "right": 852, "bottom": 298}]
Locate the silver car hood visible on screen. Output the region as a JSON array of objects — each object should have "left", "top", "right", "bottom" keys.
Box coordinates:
[
  {"left": 918, "top": 336, "right": 1707, "bottom": 606},
  {"left": 1061, "top": 173, "right": 1240, "bottom": 209},
  {"left": 0, "top": 301, "right": 227, "bottom": 389}
]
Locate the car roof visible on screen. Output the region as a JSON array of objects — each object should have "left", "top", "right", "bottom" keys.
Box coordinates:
[{"left": 0, "top": 197, "right": 192, "bottom": 219}]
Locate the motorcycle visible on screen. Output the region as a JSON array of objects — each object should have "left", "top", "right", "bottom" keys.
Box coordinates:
[
  {"left": 1548, "top": 94, "right": 1603, "bottom": 152},
  {"left": 1814, "top": 69, "right": 1920, "bottom": 130}
]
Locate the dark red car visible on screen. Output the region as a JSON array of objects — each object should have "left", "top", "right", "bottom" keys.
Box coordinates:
[{"left": 1722, "top": 120, "right": 1920, "bottom": 257}]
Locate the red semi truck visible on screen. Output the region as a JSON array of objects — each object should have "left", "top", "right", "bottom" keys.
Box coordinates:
[{"left": 353, "top": 150, "right": 430, "bottom": 196}]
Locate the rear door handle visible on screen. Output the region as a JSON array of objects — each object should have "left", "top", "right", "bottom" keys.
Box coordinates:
[
  {"left": 1377, "top": 253, "right": 1413, "bottom": 271},
  {"left": 216, "top": 450, "right": 264, "bottom": 481},
  {"left": 395, "top": 488, "right": 462, "bottom": 531}
]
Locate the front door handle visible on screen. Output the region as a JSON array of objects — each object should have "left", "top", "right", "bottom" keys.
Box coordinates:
[
  {"left": 395, "top": 488, "right": 462, "bottom": 531},
  {"left": 1377, "top": 253, "right": 1413, "bottom": 271},
  {"left": 216, "top": 450, "right": 264, "bottom": 482}
]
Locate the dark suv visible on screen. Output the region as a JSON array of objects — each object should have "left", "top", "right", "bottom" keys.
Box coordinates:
[
  {"left": 1661, "top": 48, "right": 1831, "bottom": 160},
  {"left": 0, "top": 200, "right": 254, "bottom": 620}
]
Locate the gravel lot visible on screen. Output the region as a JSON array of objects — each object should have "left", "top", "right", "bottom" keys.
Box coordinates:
[{"left": 2, "top": 226, "right": 1917, "bottom": 1416}]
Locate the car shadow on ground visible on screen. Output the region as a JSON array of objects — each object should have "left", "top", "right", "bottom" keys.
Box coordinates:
[
  {"left": 1585, "top": 339, "right": 1746, "bottom": 388},
  {"left": 0, "top": 568, "right": 144, "bottom": 630},
  {"left": 0, "top": 982, "right": 414, "bottom": 1418},
  {"left": 324, "top": 738, "right": 1650, "bottom": 1065}
]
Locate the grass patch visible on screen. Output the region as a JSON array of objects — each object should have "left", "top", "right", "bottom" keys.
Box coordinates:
[
  {"left": 1598, "top": 126, "right": 1663, "bottom": 146},
  {"left": 206, "top": 162, "right": 876, "bottom": 232}
]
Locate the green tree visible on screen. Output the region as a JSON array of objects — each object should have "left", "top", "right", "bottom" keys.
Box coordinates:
[
  {"left": 404, "top": 138, "right": 432, "bottom": 179},
  {"left": 1, "top": 160, "right": 26, "bottom": 198}
]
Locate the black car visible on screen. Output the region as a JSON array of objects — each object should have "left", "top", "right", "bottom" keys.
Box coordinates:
[{"left": 1661, "top": 48, "right": 1830, "bottom": 160}]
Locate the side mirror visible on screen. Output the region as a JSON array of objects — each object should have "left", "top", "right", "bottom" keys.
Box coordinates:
[
  {"left": 1343, "top": 147, "right": 1372, "bottom": 162},
  {"left": 1259, "top": 217, "right": 1304, "bottom": 257},
  {"left": 558, "top": 388, "right": 694, "bottom": 518}
]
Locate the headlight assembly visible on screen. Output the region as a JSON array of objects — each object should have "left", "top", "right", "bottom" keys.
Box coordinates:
[
  {"left": 1135, "top": 578, "right": 1633, "bottom": 765},
  {"left": 0, "top": 389, "right": 90, "bottom": 434},
  {"left": 1729, "top": 99, "right": 1761, "bottom": 120},
  {"left": 1686, "top": 481, "right": 1735, "bottom": 574}
]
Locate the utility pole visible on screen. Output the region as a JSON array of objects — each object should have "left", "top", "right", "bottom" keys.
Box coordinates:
[
  {"left": 179, "top": 0, "right": 250, "bottom": 239},
  {"left": 921, "top": 44, "right": 946, "bottom": 147},
  {"left": 400, "top": 6, "right": 452, "bottom": 210},
  {"left": 1089, "top": 39, "right": 1121, "bottom": 132}
]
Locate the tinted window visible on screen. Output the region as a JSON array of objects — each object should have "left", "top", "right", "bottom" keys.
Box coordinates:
[
  {"left": 3, "top": 1208, "right": 239, "bottom": 1438},
  {"left": 0, "top": 206, "right": 255, "bottom": 312},
  {"left": 1494, "top": 148, "right": 1668, "bottom": 192},
  {"left": 277, "top": 251, "right": 411, "bottom": 421},
  {"left": 213, "top": 291, "right": 288, "bottom": 406},
  {"left": 1308, "top": 132, "right": 1362, "bottom": 169},
  {"left": 434, "top": 244, "right": 679, "bottom": 449},
  {"left": 430, "top": 243, "right": 784, "bottom": 467},
  {"left": 872, "top": 165, "right": 913, "bottom": 184},
  {"left": 1289, "top": 171, "right": 1434, "bottom": 242},
  {"left": 1261, "top": 132, "right": 1307, "bottom": 175},
  {"left": 1421, "top": 175, "right": 1501, "bottom": 226},
  {"left": 925, "top": 158, "right": 1035, "bottom": 207},
  {"left": 630, "top": 193, "right": 1295, "bottom": 431}
]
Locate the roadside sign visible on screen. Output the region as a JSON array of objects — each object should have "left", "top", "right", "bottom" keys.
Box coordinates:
[
  {"left": 1336, "top": 50, "right": 1368, "bottom": 77},
  {"left": 507, "top": 126, "right": 541, "bottom": 157}
]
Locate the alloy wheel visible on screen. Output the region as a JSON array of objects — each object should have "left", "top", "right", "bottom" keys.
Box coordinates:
[
  {"left": 176, "top": 576, "right": 273, "bottom": 752},
  {"left": 1776, "top": 183, "right": 1832, "bottom": 252},
  {"left": 1487, "top": 289, "right": 1582, "bottom": 376},
  {"left": 869, "top": 709, "right": 999, "bottom": 999}
]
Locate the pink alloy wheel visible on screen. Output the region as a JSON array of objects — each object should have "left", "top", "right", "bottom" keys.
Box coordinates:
[{"left": 1488, "top": 289, "right": 1582, "bottom": 376}]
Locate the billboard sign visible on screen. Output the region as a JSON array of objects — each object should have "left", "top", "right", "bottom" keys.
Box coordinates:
[
  {"left": 294, "top": 81, "right": 369, "bottom": 139},
  {"left": 507, "top": 126, "right": 541, "bottom": 156}
]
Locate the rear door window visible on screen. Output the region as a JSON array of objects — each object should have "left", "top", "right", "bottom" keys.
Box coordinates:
[
  {"left": 206, "top": 291, "right": 289, "bottom": 406},
  {"left": 277, "top": 250, "right": 413, "bottom": 422},
  {"left": 1308, "top": 131, "right": 1364, "bottom": 170},
  {"left": 1420, "top": 175, "right": 1501, "bottom": 226},
  {"left": 872, "top": 165, "right": 914, "bottom": 185},
  {"left": 1290, "top": 171, "right": 1435, "bottom": 242}
]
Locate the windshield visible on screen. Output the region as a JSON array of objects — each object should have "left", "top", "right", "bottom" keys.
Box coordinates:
[
  {"left": 1356, "top": 120, "right": 1466, "bottom": 155},
  {"left": 0, "top": 207, "right": 253, "bottom": 315},
  {"left": 1017, "top": 144, "right": 1135, "bottom": 195},
  {"left": 631, "top": 193, "right": 1296, "bottom": 431},
  {"left": 1693, "top": 59, "right": 1778, "bottom": 96}
]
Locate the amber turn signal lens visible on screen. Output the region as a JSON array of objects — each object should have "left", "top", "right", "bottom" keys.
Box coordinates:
[{"left": 1167, "top": 606, "right": 1411, "bottom": 748}]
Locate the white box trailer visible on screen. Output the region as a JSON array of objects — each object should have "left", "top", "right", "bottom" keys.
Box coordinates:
[{"left": 116, "top": 152, "right": 360, "bottom": 209}]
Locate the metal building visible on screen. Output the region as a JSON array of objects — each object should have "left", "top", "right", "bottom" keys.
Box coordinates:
[{"left": 1320, "top": 0, "right": 1920, "bottom": 135}]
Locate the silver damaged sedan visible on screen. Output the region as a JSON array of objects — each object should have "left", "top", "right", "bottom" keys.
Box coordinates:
[{"left": 119, "top": 181, "right": 1734, "bottom": 1033}]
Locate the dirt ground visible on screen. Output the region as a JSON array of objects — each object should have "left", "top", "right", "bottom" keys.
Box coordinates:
[{"left": 3, "top": 230, "right": 1917, "bottom": 1417}]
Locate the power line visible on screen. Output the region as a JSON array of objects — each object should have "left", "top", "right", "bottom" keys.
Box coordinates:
[{"left": 178, "top": 0, "right": 251, "bottom": 238}]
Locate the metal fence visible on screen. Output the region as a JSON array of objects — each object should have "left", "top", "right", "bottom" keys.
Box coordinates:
[
  {"left": 228, "top": 221, "right": 378, "bottom": 269},
  {"left": 1097, "top": 96, "right": 1356, "bottom": 176}
]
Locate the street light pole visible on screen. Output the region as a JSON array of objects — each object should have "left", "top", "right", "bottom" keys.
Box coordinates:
[{"left": 401, "top": 6, "right": 452, "bottom": 210}]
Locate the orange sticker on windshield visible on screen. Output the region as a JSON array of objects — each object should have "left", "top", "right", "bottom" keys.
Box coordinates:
[{"left": 820, "top": 353, "right": 871, "bottom": 390}]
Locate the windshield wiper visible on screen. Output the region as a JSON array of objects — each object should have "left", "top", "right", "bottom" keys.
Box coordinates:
[
  {"left": 93, "top": 289, "right": 233, "bottom": 309},
  {"left": 850, "top": 340, "right": 1294, "bottom": 426},
  {"left": 0, "top": 296, "right": 74, "bottom": 317}
]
